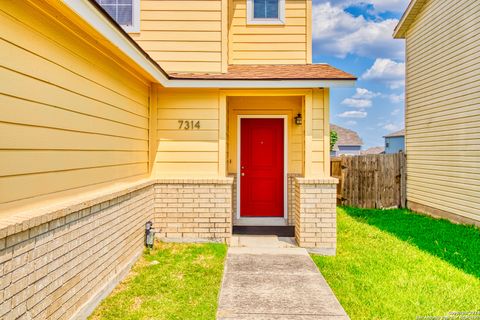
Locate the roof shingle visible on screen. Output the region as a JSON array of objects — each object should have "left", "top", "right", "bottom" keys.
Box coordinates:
[
  {"left": 330, "top": 124, "right": 363, "bottom": 149},
  {"left": 168, "top": 64, "right": 356, "bottom": 80},
  {"left": 361, "top": 146, "right": 385, "bottom": 155},
  {"left": 384, "top": 129, "right": 405, "bottom": 138}
]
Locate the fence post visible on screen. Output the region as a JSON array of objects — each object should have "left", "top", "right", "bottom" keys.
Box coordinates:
[{"left": 400, "top": 152, "right": 407, "bottom": 208}]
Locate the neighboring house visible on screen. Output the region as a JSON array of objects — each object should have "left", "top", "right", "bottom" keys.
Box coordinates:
[
  {"left": 384, "top": 129, "right": 405, "bottom": 154},
  {"left": 361, "top": 146, "right": 385, "bottom": 155},
  {"left": 394, "top": 0, "right": 479, "bottom": 226},
  {"left": 0, "top": 1, "right": 355, "bottom": 318},
  {"left": 330, "top": 124, "right": 363, "bottom": 157}
]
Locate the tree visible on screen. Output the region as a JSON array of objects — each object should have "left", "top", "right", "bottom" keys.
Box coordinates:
[{"left": 330, "top": 130, "right": 338, "bottom": 151}]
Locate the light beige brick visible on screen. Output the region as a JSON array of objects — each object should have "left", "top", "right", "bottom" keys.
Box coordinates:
[{"left": 294, "top": 179, "right": 337, "bottom": 254}]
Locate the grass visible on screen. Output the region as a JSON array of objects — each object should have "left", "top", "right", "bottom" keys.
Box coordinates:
[
  {"left": 89, "top": 242, "right": 227, "bottom": 320},
  {"left": 312, "top": 207, "right": 480, "bottom": 320}
]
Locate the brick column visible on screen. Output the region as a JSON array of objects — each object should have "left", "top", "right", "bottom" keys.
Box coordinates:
[{"left": 294, "top": 177, "right": 338, "bottom": 255}]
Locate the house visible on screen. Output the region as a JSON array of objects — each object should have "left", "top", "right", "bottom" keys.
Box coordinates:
[
  {"left": 0, "top": 0, "right": 355, "bottom": 318},
  {"left": 330, "top": 124, "right": 363, "bottom": 157},
  {"left": 361, "top": 146, "right": 385, "bottom": 155},
  {"left": 394, "top": 0, "right": 479, "bottom": 226},
  {"left": 384, "top": 129, "right": 405, "bottom": 154}
]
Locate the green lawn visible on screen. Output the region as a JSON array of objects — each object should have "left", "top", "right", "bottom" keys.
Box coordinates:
[
  {"left": 89, "top": 242, "right": 227, "bottom": 320},
  {"left": 312, "top": 207, "right": 480, "bottom": 320}
]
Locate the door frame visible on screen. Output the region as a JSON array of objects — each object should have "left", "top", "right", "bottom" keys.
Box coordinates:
[{"left": 236, "top": 115, "right": 288, "bottom": 220}]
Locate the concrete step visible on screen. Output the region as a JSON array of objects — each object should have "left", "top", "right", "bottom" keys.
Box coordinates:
[{"left": 230, "top": 235, "right": 298, "bottom": 248}]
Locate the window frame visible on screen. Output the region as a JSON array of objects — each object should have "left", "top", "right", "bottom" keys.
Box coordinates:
[
  {"left": 97, "top": 0, "right": 140, "bottom": 33},
  {"left": 246, "top": 0, "right": 285, "bottom": 25}
]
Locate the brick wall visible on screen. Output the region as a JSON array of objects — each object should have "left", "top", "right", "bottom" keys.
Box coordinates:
[
  {"left": 287, "top": 174, "right": 302, "bottom": 225},
  {"left": 0, "top": 175, "right": 339, "bottom": 320},
  {"left": 0, "top": 185, "right": 154, "bottom": 320},
  {"left": 295, "top": 178, "right": 338, "bottom": 256},
  {"left": 154, "top": 178, "right": 233, "bottom": 244}
]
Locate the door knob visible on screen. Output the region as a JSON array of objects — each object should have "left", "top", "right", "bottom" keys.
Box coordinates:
[
  {"left": 241, "top": 166, "right": 245, "bottom": 169},
  {"left": 241, "top": 173, "right": 245, "bottom": 176}
]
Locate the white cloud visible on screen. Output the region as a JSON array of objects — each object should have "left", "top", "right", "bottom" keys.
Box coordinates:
[
  {"left": 369, "top": 0, "right": 409, "bottom": 13},
  {"left": 345, "top": 120, "right": 357, "bottom": 126},
  {"left": 383, "top": 123, "right": 402, "bottom": 131},
  {"left": 312, "top": 3, "right": 405, "bottom": 60},
  {"left": 341, "top": 87, "right": 379, "bottom": 109},
  {"left": 388, "top": 93, "right": 405, "bottom": 103},
  {"left": 353, "top": 88, "right": 380, "bottom": 99},
  {"left": 316, "top": 0, "right": 409, "bottom": 14},
  {"left": 342, "top": 98, "right": 372, "bottom": 108},
  {"left": 339, "top": 111, "right": 368, "bottom": 118},
  {"left": 391, "top": 108, "right": 401, "bottom": 116},
  {"left": 362, "top": 58, "right": 405, "bottom": 88}
]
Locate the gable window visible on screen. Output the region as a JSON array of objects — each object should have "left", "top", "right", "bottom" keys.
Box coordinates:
[
  {"left": 247, "top": 0, "right": 285, "bottom": 24},
  {"left": 96, "top": 0, "right": 140, "bottom": 33}
]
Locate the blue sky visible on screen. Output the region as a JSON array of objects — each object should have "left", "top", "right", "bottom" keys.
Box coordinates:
[{"left": 312, "top": 0, "right": 409, "bottom": 148}]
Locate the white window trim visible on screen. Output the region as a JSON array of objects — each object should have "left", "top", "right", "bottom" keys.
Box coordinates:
[
  {"left": 246, "top": 0, "right": 285, "bottom": 25},
  {"left": 122, "top": 0, "right": 140, "bottom": 33},
  {"left": 97, "top": 0, "right": 140, "bottom": 33}
]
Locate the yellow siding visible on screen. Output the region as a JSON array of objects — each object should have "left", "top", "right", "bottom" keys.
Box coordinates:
[
  {"left": 155, "top": 89, "right": 221, "bottom": 177},
  {"left": 227, "top": 96, "right": 304, "bottom": 174},
  {"left": 404, "top": 0, "right": 480, "bottom": 222},
  {"left": 229, "top": 0, "right": 310, "bottom": 65},
  {"left": 130, "top": 0, "right": 225, "bottom": 73},
  {"left": 154, "top": 90, "right": 326, "bottom": 178},
  {"left": 0, "top": 1, "right": 150, "bottom": 205}
]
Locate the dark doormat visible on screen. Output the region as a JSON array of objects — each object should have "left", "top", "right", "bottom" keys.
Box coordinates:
[{"left": 233, "top": 226, "right": 295, "bottom": 237}]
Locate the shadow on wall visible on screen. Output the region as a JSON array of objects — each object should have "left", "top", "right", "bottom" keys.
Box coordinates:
[{"left": 341, "top": 207, "right": 480, "bottom": 280}]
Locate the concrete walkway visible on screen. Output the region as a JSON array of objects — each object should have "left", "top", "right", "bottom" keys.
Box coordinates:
[{"left": 217, "top": 236, "right": 349, "bottom": 320}]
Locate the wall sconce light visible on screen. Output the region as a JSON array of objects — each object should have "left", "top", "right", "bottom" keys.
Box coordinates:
[{"left": 295, "top": 113, "right": 303, "bottom": 125}]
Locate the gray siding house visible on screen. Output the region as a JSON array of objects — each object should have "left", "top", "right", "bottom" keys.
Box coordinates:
[
  {"left": 384, "top": 129, "right": 405, "bottom": 154},
  {"left": 330, "top": 124, "right": 363, "bottom": 157}
]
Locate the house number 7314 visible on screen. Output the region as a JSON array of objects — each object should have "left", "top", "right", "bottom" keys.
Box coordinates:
[{"left": 178, "top": 120, "right": 201, "bottom": 130}]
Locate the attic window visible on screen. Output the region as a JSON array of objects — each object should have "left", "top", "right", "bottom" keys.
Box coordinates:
[
  {"left": 96, "top": 0, "right": 140, "bottom": 33},
  {"left": 247, "top": 0, "right": 285, "bottom": 24}
]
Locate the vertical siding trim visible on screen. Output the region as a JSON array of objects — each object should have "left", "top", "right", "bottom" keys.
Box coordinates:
[
  {"left": 219, "top": 92, "right": 227, "bottom": 176},
  {"left": 222, "top": 0, "right": 229, "bottom": 72},
  {"left": 148, "top": 84, "right": 158, "bottom": 174},
  {"left": 304, "top": 90, "right": 313, "bottom": 177},
  {"left": 306, "top": 0, "right": 312, "bottom": 64},
  {"left": 323, "top": 88, "right": 330, "bottom": 176},
  {"left": 228, "top": 0, "right": 234, "bottom": 65}
]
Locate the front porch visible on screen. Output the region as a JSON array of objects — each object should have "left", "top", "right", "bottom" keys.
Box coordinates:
[
  {"left": 153, "top": 88, "right": 339, "bottom": 254},
  {"left": 225, "top": 90, "right": 338, "bottom": 255}
]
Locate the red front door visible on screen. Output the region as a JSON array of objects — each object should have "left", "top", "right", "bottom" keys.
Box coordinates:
[{"left": 240, "top": 118, "right": 284, "bottom": 217}]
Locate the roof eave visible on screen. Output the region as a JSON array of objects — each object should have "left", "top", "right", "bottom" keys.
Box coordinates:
[
  {"left": 393, "top": 0, "right": 426, "bottom": 39},
  {"left": 64, "top": 0, "right": 170, "bottom": 85},
  {"left": 167, "top": 79, "right": 356, "bottom": 89},
  {"left": 63, "top": 0, "right": 356, "bottom": 89},
  {"left": 337, "top": 144, "right": 363, "bottom": 147},
  {"left": 383, "top": 135, "right": 404, "bottom": 138}
]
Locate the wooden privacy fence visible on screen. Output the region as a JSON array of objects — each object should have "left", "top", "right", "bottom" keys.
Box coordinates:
[{"left": 331, "top": 153, "right": 406, "bottom": 209}]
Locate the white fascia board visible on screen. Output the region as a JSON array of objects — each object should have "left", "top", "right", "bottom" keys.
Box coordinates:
[
  {"left": 166, "top": 79, "right": 356, "bottom": 88},
  {"left": 63, "top": 0, "right": 356, "bottom": 89},
  {"left": 63, "top": 0, "right": 170, "bottom": 86}
]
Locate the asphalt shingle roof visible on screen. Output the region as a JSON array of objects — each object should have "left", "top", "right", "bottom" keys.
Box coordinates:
[
  {"left": 330, "top": 124, "right": 363, "bottom": 149},
  {"left": 168, "top": 64, "right": 356, "bottom": 80},
  {"left": 384, "top": 129, "right": 405, "bottom": 138}
]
